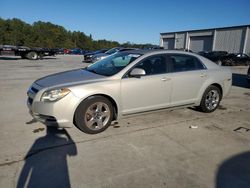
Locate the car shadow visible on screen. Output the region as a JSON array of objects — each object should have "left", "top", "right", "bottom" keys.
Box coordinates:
[
  {"left": 232, "top": 73, "right": 249, "bottom": 88},
  {"left": 0, "top": 57, "right": 57, "bottom": 60},
  {"left": 0, "top": 57, "right": 21, "bottom": 60},
  {"left": 17, "top": 126, "right": 77, "bottom": 188},
  {"left": 40, "top": 57, "right": 57, "bottom": 60},
  {"left": 216, "top": 151, "right": 250, "bottom": 188}
]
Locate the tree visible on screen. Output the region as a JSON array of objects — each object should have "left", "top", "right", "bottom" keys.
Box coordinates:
[{"left": 0, "top": 17, "right": 154, "bottom": 50}]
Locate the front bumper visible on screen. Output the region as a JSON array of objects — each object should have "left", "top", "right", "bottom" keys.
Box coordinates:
[
  {"left": 27, "top": 84, "right": 80, "bottom": 128},
  {"left": 28, "top": 109, "right": 58, "bottom": 126}
]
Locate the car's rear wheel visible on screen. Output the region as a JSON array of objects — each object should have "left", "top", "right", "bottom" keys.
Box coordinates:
[
  {"left": 199, "top": 85, "right": 221, "bottom": 113},
  {"left": 247, "top": 67, "right": 250, "bottom": 85},
  {"left": 26, "top": 51, "right": 38, "bottom": 60},
  {"left": 215, "top": 60, "right": 222, "bottom": 66},
  {"left": 74, "top": 96, "right": 113, "bottom": 134}
]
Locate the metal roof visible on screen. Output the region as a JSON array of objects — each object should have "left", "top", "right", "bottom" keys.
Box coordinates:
[{"left": 160, "top": 24, "right": 250, "bottom": 35}]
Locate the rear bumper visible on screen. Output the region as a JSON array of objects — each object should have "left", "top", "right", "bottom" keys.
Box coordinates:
[{"left": 222, "top": 78, "right": 232, "bottom": 97}]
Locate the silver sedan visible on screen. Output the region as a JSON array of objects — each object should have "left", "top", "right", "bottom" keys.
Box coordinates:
[{"left": 27, "top": 50, "right": 232, "bottom": 134}]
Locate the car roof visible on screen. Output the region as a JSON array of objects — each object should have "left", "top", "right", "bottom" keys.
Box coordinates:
[{"left": 121, "top": 49, "right": 198, "bottom": 55}]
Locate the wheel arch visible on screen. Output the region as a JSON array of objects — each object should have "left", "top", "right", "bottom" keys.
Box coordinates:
[
  {"left": 94, "top": 94, "right": 118, "bottom": 120},
  {"left": 73, "top": 93, "right": 118, "bottom": 125},
  {"left": 197, "top": 81, "right": 223, "bottom": 106},
  {"left": 211, "top": 83, "right": 223, "bottom": 97}
]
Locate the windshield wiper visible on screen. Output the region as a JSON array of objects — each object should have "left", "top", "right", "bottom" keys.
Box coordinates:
[
  {"left": 84, "top": 68, "right": 108, "bottom": 76},
  {"left": 85, "top": 68, "right": 98, "bottom": 74}
]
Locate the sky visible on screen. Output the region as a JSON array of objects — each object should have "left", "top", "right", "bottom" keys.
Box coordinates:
[{"left": 0, "top": 0, "right": 250, "bottom": 45}]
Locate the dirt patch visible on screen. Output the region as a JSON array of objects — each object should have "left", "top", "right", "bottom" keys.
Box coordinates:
[
  {"left": 244, "top": 92, "right": 250, "bottom": 96},
  {"left": 218, "top": 105, "right": 227, "bottom": 110},
  {"left": 33, "top": 128, "right": 45, "bottom": 133}
]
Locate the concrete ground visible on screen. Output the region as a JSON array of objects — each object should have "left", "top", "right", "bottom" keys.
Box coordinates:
[{"left": 0, "top": 55, "right": 249, "bottom": 188}]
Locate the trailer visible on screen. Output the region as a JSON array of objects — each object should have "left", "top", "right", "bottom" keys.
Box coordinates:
[{"left": 0, "top": 45, "right": 56, "bottom": 60}]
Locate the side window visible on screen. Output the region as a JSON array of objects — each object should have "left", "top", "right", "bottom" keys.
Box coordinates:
[
  {"left": 168, "top": 55, "right": 205, "bottom": 72},
  {"left": 134, "top": 55, "right": 167, "bottom": 76}
]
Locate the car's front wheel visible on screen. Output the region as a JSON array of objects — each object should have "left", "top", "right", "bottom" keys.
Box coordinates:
[
  {"left": 199, "top": 85, "right": 222, "bottom": 113},
  {"left": 74, "top": 96, "right": 114, "bottom": 134}
]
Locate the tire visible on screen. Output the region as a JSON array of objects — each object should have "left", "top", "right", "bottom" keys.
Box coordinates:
[
  {"left": 38, "top": 53, "right": 44, "bottom": 59},
  {"left": 247, "top": 79, "right": 250, "bottom": 85},
  {"left": 21, "top": 54, "right": 26, "bottom": 59},
  {"left": 215, "top": 60, "right": 222, "bottom": 66},
  {"left": 26, "top": 51, "right": 38, "bottom": 60},
  {"left": 199, "top": 85, "right": 222, "bottom": 113},
  {"left": 74, "top": 96, "right": 114, "bottom": 134}
]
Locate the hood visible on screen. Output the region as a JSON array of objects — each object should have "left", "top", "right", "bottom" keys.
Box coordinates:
[
  {"left": 93, "top": 53, "right": 108, "bottom": 58},
  {"left": 35, "top": 69, "right": 105, "bottom": 88},
  {"left": 84, "top": 52, "right": 95, "bottom": 56}
]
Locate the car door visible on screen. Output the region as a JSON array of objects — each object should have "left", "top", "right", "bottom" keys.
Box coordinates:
[
  {"left": 166, "top": 54, "right": 208, "bottom": 106},
  {"left": 120, "top": 54, "right": 172, "bottom": 115}
]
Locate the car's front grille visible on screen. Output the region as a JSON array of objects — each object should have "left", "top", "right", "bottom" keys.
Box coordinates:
[
  {"left": 28, "top": 97, "right": 33, "bottom": 105},
  {"left": 27, "top": 84, "right": 41, "bottom": 106},
  {"left": 31, "top": 87, "right": 39, "bottom": 93}
]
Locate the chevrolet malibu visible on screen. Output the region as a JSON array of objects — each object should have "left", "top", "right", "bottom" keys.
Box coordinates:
[{"left": 27, "top": 50, "right": 232, "bottom": 134}]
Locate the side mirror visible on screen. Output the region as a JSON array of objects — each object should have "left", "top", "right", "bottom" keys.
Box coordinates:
[{"left": 130, "top": 68, "right": 146, "bottom": 77}]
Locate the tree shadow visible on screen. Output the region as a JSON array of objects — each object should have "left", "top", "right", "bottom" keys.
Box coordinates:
[
  {"left": 232, "top": 73, "right": 249, "bottom": 88},
  {"left": 17, "top": 126, "right": 77, "bottom": 188},
  {"left": 216, "top": 151, "right": 250, "bottom": 188}
]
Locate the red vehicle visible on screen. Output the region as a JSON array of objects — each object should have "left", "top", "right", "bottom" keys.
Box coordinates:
[{"left": 63, "top": 49, "right": 70, "bottom": 54}]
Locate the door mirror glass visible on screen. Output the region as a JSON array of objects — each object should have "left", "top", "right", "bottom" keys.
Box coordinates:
[{"left": 130, "top": 68, "right": 146, "bottom": 77}]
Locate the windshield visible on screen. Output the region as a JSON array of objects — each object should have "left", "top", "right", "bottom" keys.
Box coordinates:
[
  {"left": 94, "top": 49, "right": 106, "bottom": 54},
  {"left": 85, "top": 52, "right": 141, "bottom": 76},
  {"left": 105, "top": 48, "right": 120, "bottom": 55}
]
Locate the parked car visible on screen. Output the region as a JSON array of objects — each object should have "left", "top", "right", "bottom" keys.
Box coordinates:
[
  {"left": 91, "top": 47, "right": 137, "bottom": 62},
  {"left": 63, "top": 49, "right": 70, "bottom": 54},
  {"left": 198, "top": 51, "right": 229, "bottom": 65},
  {"left": 198, "top": 51, "right": 209, "bottom": 57},
  {"left": 247, "top": 66, "right": 250, "bottom": 84},
  {"left": 174, "top": 48, "right": 193, "bottom": 52},
  {"left": 82, "top": 49, "right": 109, "bottom": 63},
  {"left": 144, "top": 46, "right": 164, "bottom": 50},
  {"left": 198, "top": 51, "right": 250, "bottom": 66},
  {"left": 52, "top": 48, "right": 64, "bottom": 55},
  {"left": 27, "top": 50, "right": 232, "bottom": 134},
  {"left": 225, "top": 53, "right": 250, "bottom": 66},
  {"left": 69, "top": 48, "right": 87, "bottom": 55}
]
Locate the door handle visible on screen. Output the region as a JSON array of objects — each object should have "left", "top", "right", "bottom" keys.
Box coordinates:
[
  {"left": 161, "top": 77, "right": 171, "bottom": 81},
  {"left": 200, "top": 73, "right": 207, "bottom": 77}
]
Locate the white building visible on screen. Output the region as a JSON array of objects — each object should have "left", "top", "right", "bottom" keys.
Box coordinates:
[{"left": 160, "top": 25, "right": 250, "bottom": 55}]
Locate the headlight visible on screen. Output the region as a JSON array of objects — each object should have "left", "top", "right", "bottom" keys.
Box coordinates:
[
  {"left": 41, "top": 88, "right": 70, "bottom": 102},
  {"left": 96, "top": 56, "right": 105, "bottom": 61}
]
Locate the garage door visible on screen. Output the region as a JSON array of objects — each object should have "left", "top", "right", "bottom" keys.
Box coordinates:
[
  {"left": 163, "top": 38, "right": 175, "bottom": 50},
  {"left": 189, "top": 36, "right": 213, "bottom": 52}
]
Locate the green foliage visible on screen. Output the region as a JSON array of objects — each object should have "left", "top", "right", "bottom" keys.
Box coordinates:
[{"left": 0, "top": 18, "right": 153, "bottom": 50}]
